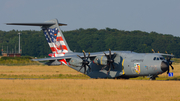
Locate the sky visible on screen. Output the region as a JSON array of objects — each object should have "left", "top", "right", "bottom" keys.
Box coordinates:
[{"left": 0, "top": 0, "right": 180, "bottom": 37}]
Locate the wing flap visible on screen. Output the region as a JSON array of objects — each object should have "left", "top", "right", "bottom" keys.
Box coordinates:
[{"left": 32, "top": 56, "right": 72, "bottom": 61}]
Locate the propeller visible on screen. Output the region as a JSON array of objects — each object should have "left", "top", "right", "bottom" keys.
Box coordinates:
[
  {"left": 166, "top": 56, "right": 174, "bottom": 74},
  {"left": 77, "top": 50, "right": 91, "bottom": 74},
  {"left": 165, "top": 52, "right": 174, "bottom": 74},
  {"left": 102, "top": 49, "right": 116, "bottom": 73}
]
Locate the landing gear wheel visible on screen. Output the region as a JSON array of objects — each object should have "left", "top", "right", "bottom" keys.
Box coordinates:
[{"left": 150, "top": 76, "right": 156, "bottom": 80}]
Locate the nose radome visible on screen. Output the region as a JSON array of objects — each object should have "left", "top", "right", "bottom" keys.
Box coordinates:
[{"left": 161, "top": 61, "right": 169, "bottom": 72}]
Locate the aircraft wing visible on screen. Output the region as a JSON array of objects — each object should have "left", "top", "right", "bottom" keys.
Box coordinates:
[
  {"left": 32, "top": 52, "right": 105, "bottom": 62},
  {"left": 158, "top": 53, "right": 174, "bottom": 57},
  {"left": 32, "top": 56, "right": 72, "bottom": 61},
  {"left": 32, "top": 51, "right": 114, "bottom": 62}
]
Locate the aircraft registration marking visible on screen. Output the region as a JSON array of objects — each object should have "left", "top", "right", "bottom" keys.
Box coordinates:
[{"left": 131, "top": 59, "right": 144, "bottom": 62}]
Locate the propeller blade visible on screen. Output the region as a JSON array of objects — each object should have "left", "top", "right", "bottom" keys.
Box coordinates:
[
  {"left": 77, "top": 55, "right": 82, "bottom": 59},
  {"left": 103, "top": 52, "right": 108, "bottom": 58},
  {"left": 152, "top": 49, "right": 155, "bottom": 53},
  {"left": 87, "top": 52, "right": 90, "bottom": 60},
  {"left": 170, "top": 65, "right": 174, "bottom": 70},
  {"left": 167, "top": 67, "right": 169, "bottom": 74},
  {"left": 111, "top": 63, "right": 115, "bottom": 69},
  {"left": 79, "top": 65, "right": 84, "bottom": 71},
  {"left": 82, "top": 50, "right": 86, "bottom": 59},
  {"left": 112, "top": 53, "right": 117, "bottom": 59},
  {"left": 109, "top": 49, "right": 111, "bottom": 59},
  {"left": 107, "top": 64, "right": 111, "bottom": 73},
  {"left": 101, "top": 65, "right": 107, "bottom": 70},
  {"left": 169, "top": 56, "right": 172, "bottom": 60},
  {"left": 87, "top": 65, "right": 91, "bottom": 71},
  {"left": 84, "top": 65, "right": 86, "bottom": 74}
]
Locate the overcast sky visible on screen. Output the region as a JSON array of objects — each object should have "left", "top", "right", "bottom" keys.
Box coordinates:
[{"left": 0, "top": 0, "right": 180, "bottom": 36}]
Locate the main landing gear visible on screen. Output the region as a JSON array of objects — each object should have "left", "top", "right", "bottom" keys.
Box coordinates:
[{"left": 149, "top": 75, "right": 157, "bottom": 80}]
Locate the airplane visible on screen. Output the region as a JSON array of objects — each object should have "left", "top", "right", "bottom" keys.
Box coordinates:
[{"left": 6, "top": 19, "right": 174, "bottom": 80}]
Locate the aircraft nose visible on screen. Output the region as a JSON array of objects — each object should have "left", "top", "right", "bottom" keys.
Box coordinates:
[{"left": 161, "top": 61, "right": 169, "bottom": 72}]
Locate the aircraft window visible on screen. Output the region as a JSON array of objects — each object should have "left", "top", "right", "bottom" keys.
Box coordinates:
[
  {"left": 157, "top": 57, "right": 159, "bottom": 60},
  {"left": 160, "top": 57, "right": 165, "bottom": 60},
  {"left": 153, "top": 57, "right": 156, "bottom": 60}
]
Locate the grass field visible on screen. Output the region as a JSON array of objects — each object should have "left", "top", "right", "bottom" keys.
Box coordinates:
[
  {"left": 0, "top": 65, "right": 89, "bottom": 79},
  {"left": 0, "top": 64, "right": 180, "bottom": 101},
  {"left": 0, "top": 79, "right": 180, "bottom": 101}
]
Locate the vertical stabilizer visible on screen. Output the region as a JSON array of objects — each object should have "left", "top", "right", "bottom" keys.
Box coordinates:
[
  {"left": 6, "top": 19, "right": 71, "bottom": 65},
  {"left": 42, "top": 19, "right": 72, "bottom": 57}
]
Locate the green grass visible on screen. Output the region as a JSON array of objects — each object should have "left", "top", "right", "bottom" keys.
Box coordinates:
[
  {"left": 0, "top": 74, "right": 90, "bottom": 79},
  {"left": 130, "top": 76, "right": 180, "bottom": 80},
  {"left": 0, "top": 56, "right": 40, "bottom": 66},
  {"left": 1, "top": 73, "right": 179, "bottom": 80},
  {"left": 172, "top": 58, "right": 180, "bottom": 63}
]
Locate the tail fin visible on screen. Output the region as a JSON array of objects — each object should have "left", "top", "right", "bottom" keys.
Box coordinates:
[
  {"left": 42, "top": 19, "right": 72, "bottom": 57},
  {"left": 6, "top": 19, "right": 71, "bottom": 65},
  {"left": 6, "top": 18, "right": 72, "bottom": 57}
]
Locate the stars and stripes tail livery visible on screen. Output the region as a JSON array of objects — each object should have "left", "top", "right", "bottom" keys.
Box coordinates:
[
  {"left": 6, "top": 19, "right": 72, "bottom": 65},
  {"left": 42, "top": 19, "right": 72, "bottom": 58},
  {"left": 41, "top": 19, "right": 72, "bottom": 65}
]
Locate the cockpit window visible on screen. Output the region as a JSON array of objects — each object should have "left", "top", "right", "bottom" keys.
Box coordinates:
[
  {"left": 160, "top": 57, "right": 165, "bottom": 60},
  {"left": 153, "top": 57, "right": 156, "bottom": 60},
  {"left": 154, "top": 57, "right": 165, "bottom": 60}
]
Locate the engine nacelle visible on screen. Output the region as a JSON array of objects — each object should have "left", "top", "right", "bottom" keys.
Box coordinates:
[
  {"left": 45, "top": 60, "right": 61, "bottom": 66},
  {"left": 69, "top": 57, "right": 82, "bottom": 67},
  {"left": 93, "top": 55, "right": 107, "bottom": 65}
]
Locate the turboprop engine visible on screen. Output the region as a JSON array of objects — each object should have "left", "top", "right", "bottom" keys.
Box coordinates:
[
  {"left": 45, "top": 60, "right": 61, "bottom": 66},
  {"left": 69, "top": 51, "right": 92, "bottom": 74},
  {"left": 69, "top": 57, "right": 82, "bottom": 67},
  {"left": 93, "top": 49, "right": 117, "bottom": 73},
  {"left": 93, "top": 55, "right": 107, "bottom": 65}
]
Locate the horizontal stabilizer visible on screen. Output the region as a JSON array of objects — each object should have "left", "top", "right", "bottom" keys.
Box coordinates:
[{"left": 6, "top": 23, "right": 67, "bottom": 26}]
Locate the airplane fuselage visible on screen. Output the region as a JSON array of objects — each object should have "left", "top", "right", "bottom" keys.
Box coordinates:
[{"left": 67, "top": 51, "right": 168, "bottom": 79}]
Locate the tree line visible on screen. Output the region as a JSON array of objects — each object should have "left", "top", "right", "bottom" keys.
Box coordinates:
[{"left": 0, "top": 28, "right": 180, "bottom": 57}]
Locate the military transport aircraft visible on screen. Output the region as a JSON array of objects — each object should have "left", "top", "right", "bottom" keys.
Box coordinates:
[{"left": 6, "top": 19, "right": 174, "bottom": 80}]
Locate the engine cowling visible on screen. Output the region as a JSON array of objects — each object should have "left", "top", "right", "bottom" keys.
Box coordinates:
[
  {"left": 69, "top": 57, "right": 82, "bottom": 67},
  {"left": 93, "top": 55, "right": 107, "bottom": 65},
  {"left": 45, "top": 60, "right": 61, "bottom": 66}
]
